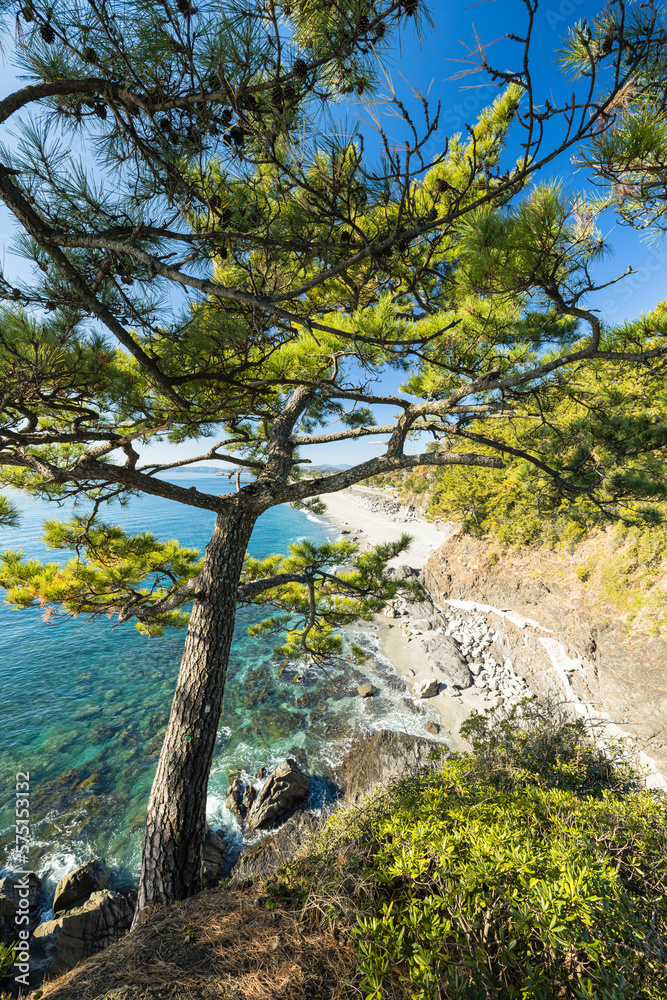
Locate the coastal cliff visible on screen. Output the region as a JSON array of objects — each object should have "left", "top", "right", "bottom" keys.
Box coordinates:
[{"left": 421, "top": 526, "right": 667, "bottom": 785}]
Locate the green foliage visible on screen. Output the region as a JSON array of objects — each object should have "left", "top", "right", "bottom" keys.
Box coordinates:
[
  {"left": 0, "top": 942, "right": 16, "bottom": 980},
  {"left": 0, "top": 493, "right": 19, "bottom": 529},
  {"left": 561, "top": 4, "right": 667, "bottom": 239},
  {"left": 243, "top": 533, "right": 420, "bottom": 659},
  {"left": 277, "top": 706, "right": 666, "bottom": 1000},
  {"left": 0, "top": 515, "right": 202, "bottom": 636}
]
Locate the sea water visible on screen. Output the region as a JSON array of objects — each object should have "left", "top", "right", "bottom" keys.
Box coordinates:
[{"left": 0, "top": 475, "right": 437, "bottom": 892}]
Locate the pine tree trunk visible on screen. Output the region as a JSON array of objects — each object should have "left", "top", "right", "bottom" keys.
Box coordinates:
[{"left": 133, "top": 510, "right": 256, "bottom": 925}]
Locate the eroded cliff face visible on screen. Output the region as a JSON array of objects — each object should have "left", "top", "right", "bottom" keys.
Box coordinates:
[{"left": 422, "top": 528, "right": 667, "bottom": 785}]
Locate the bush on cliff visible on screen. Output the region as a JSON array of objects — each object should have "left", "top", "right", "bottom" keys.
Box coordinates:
[{"left": 274, "top": 704, "right": 667, "bottom": 999}]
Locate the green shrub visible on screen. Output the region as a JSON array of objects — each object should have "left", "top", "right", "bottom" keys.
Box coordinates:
[
  {"left": 278, "top": 705, "right": 667, "bottom": 1000},
  {"left": 0, "top": 943, "right": 16, "bottom": 981}
]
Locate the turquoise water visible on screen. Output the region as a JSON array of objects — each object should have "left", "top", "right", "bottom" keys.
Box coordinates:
[{"left": 0, "top": 476, "right": 436, "bottom": 892}]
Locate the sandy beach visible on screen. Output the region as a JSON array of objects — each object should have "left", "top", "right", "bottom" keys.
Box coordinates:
[
  {"left": 317, "top": 487, "right": 667, "bottom": 790},
  {"left": 319, "top": 486, "right": 493, "bottom": 753},
  {"left": 321, "top": 485, "right": 455, "bottom": 568}
]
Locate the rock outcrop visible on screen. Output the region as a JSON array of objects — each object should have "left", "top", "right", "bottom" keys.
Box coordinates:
[
  {"left": 422, "top": 531, "right": 667, "bottom": 785},
  {"left": 343, "top": 730, "right": 447, "bottom": 806},
  {"left": 231, "top": 811, "right": 322, "bottom": 881},
  {"left": 225, "top": 776, "right": 245, "bottom": 822},
  {"left": 53, "top": 858, "right": 110, "bottom": 913},
  {"left": 0, "top": 872, "right": 41, "bottom": 944},
  {"left": 246, "top": 759, "right": 310, "bottom": 831},
  {"left": 202, "top": 828, "right": 228, "bottom": 888},
  {"left": 32, "top": 889, "right": 133, "bottom": 977}
]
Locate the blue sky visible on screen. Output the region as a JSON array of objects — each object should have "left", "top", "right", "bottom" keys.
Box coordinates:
[{"left": 0, "top": 0, "right": 664, "bottom": 471}]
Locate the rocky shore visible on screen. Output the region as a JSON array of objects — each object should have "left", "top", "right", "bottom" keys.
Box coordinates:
[
  {"left": 3, "top": 730, "right": 444, "bottom": 992},
  {"left": 5, "top": 483, "right": 666, "bottom": 992},
  {"left": 322, "top": 486, "right": 667, "bottom": 789}
]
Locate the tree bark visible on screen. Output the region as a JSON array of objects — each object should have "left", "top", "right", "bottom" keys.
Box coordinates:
[{"left": 133, "top": 509, "right": 257, "bottom": 926}]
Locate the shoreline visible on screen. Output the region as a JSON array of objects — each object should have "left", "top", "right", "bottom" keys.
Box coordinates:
[
  {"left": 315, "top": 487, "right": 667, "bottom": 791},
  {"left": 316, "top": 486, "right": 491, "bottom": 753}
]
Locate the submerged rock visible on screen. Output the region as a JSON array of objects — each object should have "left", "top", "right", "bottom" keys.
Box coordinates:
[
  {"left": 246, "top": 759, "right": 310, "bottom": 831},
  {"left": 53, "top": 858, "right": 110, "bottom": 914}
]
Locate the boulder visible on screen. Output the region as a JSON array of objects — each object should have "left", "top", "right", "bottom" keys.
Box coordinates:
[
  {"left": 414, "top": 677, "right": 440, "bottom": 699},
  {"left": 53, "top": 858, "right": 110, "bottom": 914},
  {"left": 408, "top": 600, "right": 438, "bottom": 622},
  {"left": 386, "top": 564, "right": 419, "bottom": 581},
  {"left": 241, "top": 784, "right": 257, "bottom": 812},
  {"left": 246, "top": 759, "right": 310, "bottom": 831},
  {"left": 344, "top": 730, "right": 447, "bottom": 805},
  {"left": 32, "top": 889, "right": 133, "bottom": 977},
  {"left": 410, "top": 618, "right": 433, "bottom": 632},
  {"left": 357, "top": 682, "right": 377, "bottom": 698},
  {"left": 422, "top": 635, "right": 474, "bottom": 688},
  {"left": 425, "top": 721, "right": 440, "bottom": 735},
  {"left": 225, "top": 776, "right": 245, "bottom": 822},
  {"left": 202, "top": 827, "right": 228, "bottom": 888}
]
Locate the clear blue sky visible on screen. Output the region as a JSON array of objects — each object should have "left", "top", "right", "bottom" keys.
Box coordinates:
[{"left": 0, "top": 0, "right": 664, "bottom": 470}]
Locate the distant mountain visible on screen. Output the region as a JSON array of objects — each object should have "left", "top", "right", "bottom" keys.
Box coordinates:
[
  {"left": 309, "top": 464, "right": 352, "bottom": 474},
  {"left": 168, "top": 465, "right": 248, "bottom": 475},
  {"left": 167, "top": 463, "right": 352, "bottom": 476}
]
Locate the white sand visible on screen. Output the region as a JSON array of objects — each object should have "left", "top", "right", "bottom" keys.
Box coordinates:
[{"left": 321, "top": 485, "right": 456, "bottom": 567}]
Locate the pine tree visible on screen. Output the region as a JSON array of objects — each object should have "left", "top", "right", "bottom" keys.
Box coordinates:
[
  {"left": 562, "top": 4, "right": 667, "bottom": 238},
  {"left": 1, "top": 0, "right": 667, "bottom": 922}
]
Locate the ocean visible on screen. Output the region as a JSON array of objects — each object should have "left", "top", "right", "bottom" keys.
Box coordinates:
[{"left": 0, "top": 475, "right": 437, "bottom": 896}]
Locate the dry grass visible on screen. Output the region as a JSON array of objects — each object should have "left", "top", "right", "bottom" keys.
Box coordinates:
[{"left": 29, "top": 884, "right": 361, "bottom": 1000}]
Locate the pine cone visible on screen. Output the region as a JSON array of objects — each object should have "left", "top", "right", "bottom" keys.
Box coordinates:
[
  {"left": 271, "top": 85, "right": 283, "bottom": 109},
  {"left": 94, "top": 103, "right": 107, "bottom": 120},
  {"left": 283, "top": 82, "right": 297, "bottom": 104},
  {"left": 402, "top": 0, "right": 419, "bottom": 14},
  {"left": 40, "top": 21, "right": 56, "bottom": 43},
  {"left": 356, "top": 14, "right": 370, "bottom": 34},
  {"left": 221, "top": 108, "right": 233, "bottom": 125},
  {"left": 176, "top": 0, "right": 193, "bottom": 15},
  {"left": 84, "top": 47, "right": 97, "bottom": 63},
  {"left": 374, "top": 21, "right": 385, "bottom": 39},
  {"left": 600, "top": 32, "right": 615, "bottom": 56},
  {"left": 159, "top": 117, "right": 172, "bottom": 132},
  {"left": 293, "top": 58, "right": 308, "bottom": 80}
]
